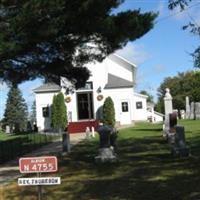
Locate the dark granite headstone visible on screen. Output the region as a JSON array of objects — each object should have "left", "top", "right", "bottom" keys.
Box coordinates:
[
  {"left": 62, "top": 131, "right": 70, "bottom": 153},
  {"left": 167, "top": 112, "right": 178, "bottom": 143},
  {"left": 169, "top": 112, "right": 177, "bottom": 129},
  {"left": 97, "top": 125, "right": 113, "bottom": 148},
  {"left": 95, "top": 125, "right": 118, "bottom": 163},
  {"left": 171, "top": 125, "right": 190, "bottom": 157}
]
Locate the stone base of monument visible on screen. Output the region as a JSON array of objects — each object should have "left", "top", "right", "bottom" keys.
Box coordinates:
[
  {"left": 167, "top": 132, "right": 176, "bottom": 144},
  {"left": 171, "top": 125, "right": 190, "bottom": 157},
  {"left": 95, "top": 147, "right": 117, "bottom": 163},
  {"left": 171, "top": 146, "right": 190, "bottom": 157}
]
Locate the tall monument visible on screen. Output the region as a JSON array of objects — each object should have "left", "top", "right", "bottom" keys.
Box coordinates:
[
  {"left": 185, "top": 96, "right": 190, "bottom": 119},
  {"left": 164, "top": 88, "right": 173, "bottom": 115},
  {"left": 163, "top": 88, "right": 173, "bottom": 136}
]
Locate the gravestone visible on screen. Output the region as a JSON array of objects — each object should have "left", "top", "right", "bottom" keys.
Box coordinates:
[
  {"left": 5, "top": 125, "right": 10, "bottom": 134},
  {"left": 169, "top": 112, "right": 177, "bottom": 129},
  {"left": 180, "top": 110, "right": 185, "bottom": 119},
  {"left": 164, "top": 88, "right": 173, "bottom": 114},
  {"left": 195, "top": 102, "right": 200, "bottom": 119},
  {"left": 95, "top": 125, "right": 117, "bottom": 163},
  {"left": 85, "top": 127, "right": 90, "bottom": 139},
  {"left": 185, "top": 96, "right": 190, "bottom": 119},
  {"left": 167, "top": 112, "right": 178, "bottom": 143},
  {"left": 91, "top": 126, "right": 95, "bottom": 138},
  {"left": 190, "top": 102, "right": 195, "bottom": 119},
  {"left": 171, "top": 126, "right": 190, "bottom": 157},
  {"left": 163, "top": 88, "right": 173, "bottom": 137},
  {"left": 62, "top": 131, "right": 70, "bottom": 153}
]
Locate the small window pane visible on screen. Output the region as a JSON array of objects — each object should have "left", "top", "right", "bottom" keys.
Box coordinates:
[
  {"left": 136, "top": 102, "right": 142, "bottom": 109},
  {"left": 122, "top": 102, "right": 129, "bottom": 112},
  {"left": 78, "top": 82, "right": 93, "bottom": 90},
  {"left": 42, "top": 107, "right": 49, "bottom": 117}
]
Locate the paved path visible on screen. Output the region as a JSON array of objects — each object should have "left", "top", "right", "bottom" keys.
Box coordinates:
[{"left": 0, "top": 133, "right": 86, "bottom": 186}]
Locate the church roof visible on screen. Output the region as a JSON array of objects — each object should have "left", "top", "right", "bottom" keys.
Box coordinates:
[
  {"left": 33, "top": 83, "right": 61, "bottom": 93},
  {"left": 109, "top": 54, "right": 137, "bottom": 69},
  {"left": 104, "top": 73, "right": 134, "bottom": 89}
]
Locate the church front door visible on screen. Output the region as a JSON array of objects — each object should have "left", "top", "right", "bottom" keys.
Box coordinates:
[{"left": 77, "top": 92, "right": 94, "bottom": 120}]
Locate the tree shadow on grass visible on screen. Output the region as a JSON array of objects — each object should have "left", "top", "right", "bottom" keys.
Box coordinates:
[{"left": 4, "top": 132, "right": 200, "bottom": 200}]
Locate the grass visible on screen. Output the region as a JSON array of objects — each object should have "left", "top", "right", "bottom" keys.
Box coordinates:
[
  {"left": 0, "top": 131, "right": 22, "bottom": 141},
  {"left": 1, "top": 120, "right": 200, "bottom": 200},
  {"left": 0, "top": 131, "right": 55, "bottom": 143}
]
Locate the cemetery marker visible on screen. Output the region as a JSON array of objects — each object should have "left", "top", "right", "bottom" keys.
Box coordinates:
[
  {"left": 19, "top": 156, "right": 57, "bottom": 173},
  {"left": 18, "top": 156, "right": 60, "bottom": 200}
]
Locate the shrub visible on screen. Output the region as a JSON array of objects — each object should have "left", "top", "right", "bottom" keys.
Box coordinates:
[
  {"left": 102, "top": 96, "right": 116, "bottom": 127},
  {"left": 51, "top": 93, "right": 67, "bottom": 132}
]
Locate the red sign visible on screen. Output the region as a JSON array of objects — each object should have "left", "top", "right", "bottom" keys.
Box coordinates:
[{"left": 19, "top": 156, "right": 58, "bottom": 173}]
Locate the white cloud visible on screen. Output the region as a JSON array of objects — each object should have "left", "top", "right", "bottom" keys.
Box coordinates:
[
  {"left": 157, "top": 0, "right": 166, "bottom": 17},
  {"left": 0, "top": 82, "right": 8, "bottom": 90},
  {"left": 115, "top": 42, "right": 151, "bottom": 65},
  {"left": 153, "top": 64, "right": 166, "bottom": 74}
]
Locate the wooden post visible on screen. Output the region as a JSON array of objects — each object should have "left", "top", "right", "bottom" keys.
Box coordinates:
[{"left": 37, "top": 173, "right": 42, "bottom": 200}]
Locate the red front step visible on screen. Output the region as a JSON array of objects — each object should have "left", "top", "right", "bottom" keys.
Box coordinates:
[{"left": 68, "top": 120, "right": 99, "bottom": 134}]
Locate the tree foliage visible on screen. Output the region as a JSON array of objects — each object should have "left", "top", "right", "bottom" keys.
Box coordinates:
[
  {"left": 168, "top": 0, "right": 192, "bottom": 10},
  {"left": 0, "top": 0, "right": 157, "bottom": 87},
  {"left": 3, "top": 85, "right": 28, "bottom": 132},
  {"left": 103, "top": 96, "right": 116, "bottom": 127},
  {"left": 51, "top": 92, "right": 67, "bottom": 131},
  {"left": 140, "top": 90, "right": 154, "bottom": 103},
  {"left": 29, "top": 100, "right": 36, "bottom": 123},
  {"left": 168, "top": 0, "right": 200, "bottom": 68},
  {"left": 155, "top": 71, "right": 200, "bottom": 113}
]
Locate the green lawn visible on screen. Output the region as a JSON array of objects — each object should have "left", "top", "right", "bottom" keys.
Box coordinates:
[
  {"left": 0, "top": 131, "right": 22, "bottom": 141},
  {"left": 2, "top": 120, "right": 200, "bottom": 200}
]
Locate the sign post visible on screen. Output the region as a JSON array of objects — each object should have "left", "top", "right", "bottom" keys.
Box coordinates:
[
  {"left": 18, "top": 156, "right": 60, "bottom": 200},
  {"left": 37, "top": 173, "right": 42, "bottom": 200}
]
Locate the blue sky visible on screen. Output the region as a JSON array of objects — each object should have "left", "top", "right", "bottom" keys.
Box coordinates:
[{"left": 0, "top": 0, "right": 200, "bottom": 119}]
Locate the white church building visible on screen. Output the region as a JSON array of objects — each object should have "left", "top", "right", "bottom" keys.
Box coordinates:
[{"left": 33, "top": 54, "right": 154, "bottom": 133}]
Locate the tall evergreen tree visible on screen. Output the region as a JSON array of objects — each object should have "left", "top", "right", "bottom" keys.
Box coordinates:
[
  {"left": 51, "top": 93, "right": 67, "bottom": 132},
  {"left": 0, "top": 0, "right": 157, "bottom": 86},
  {"left": 30, "top": 100, "right": 36, "bottom": 124},
  {"left": 3, "top": 85, "right": 28, "bottom": 132},
  {"left": 103, "top": 96, "right": 116, "bottom": 127}
]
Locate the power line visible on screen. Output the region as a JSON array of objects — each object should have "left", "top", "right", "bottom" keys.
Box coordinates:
[{"left": 156, "top": 2, "right": 200, "bottom": 24}]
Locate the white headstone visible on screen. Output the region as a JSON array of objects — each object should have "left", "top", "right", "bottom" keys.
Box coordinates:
[
  {"left": 180, "top": 110, "right": 185, "bottom": 119},
  {"left": 164, "top": 88, "right": 173, "bottom": 115},
  {"left": 190, "top": 102, "right": 195, "bottom": 119},
  {"left": 85, "top": 127, "right": 90, "bottom": 138},
  {"left": 163, "top": 88, "right": 173, "bottom": 136},
  {"left": 5, "top": 125, "right": 10, "bottom": 134},
  {"left": 91, "top": 126, "right": 95, "bottom": 137},
  {"left": 195, "top": 102, "right": 200, "bottom": 119},
  {"left": 185, "top": 96, "right": 190, "bottom": 119}
]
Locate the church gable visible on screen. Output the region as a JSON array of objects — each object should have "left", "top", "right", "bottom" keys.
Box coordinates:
[{"left": 104, "top": 73, "right": 134, "bottom": 89}]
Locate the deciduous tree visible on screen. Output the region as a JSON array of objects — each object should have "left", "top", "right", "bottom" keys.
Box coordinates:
[
  {"left": 169, "top": 0, "right": 200, "bottom": 67},
  {"left": 155, "top": 71, "right": 200, "bottom": 113}
]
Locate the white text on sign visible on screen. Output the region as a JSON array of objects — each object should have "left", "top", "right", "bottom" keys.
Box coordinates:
[{"left": 19, "top": 156, "right": 57, "bottom": 173}]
